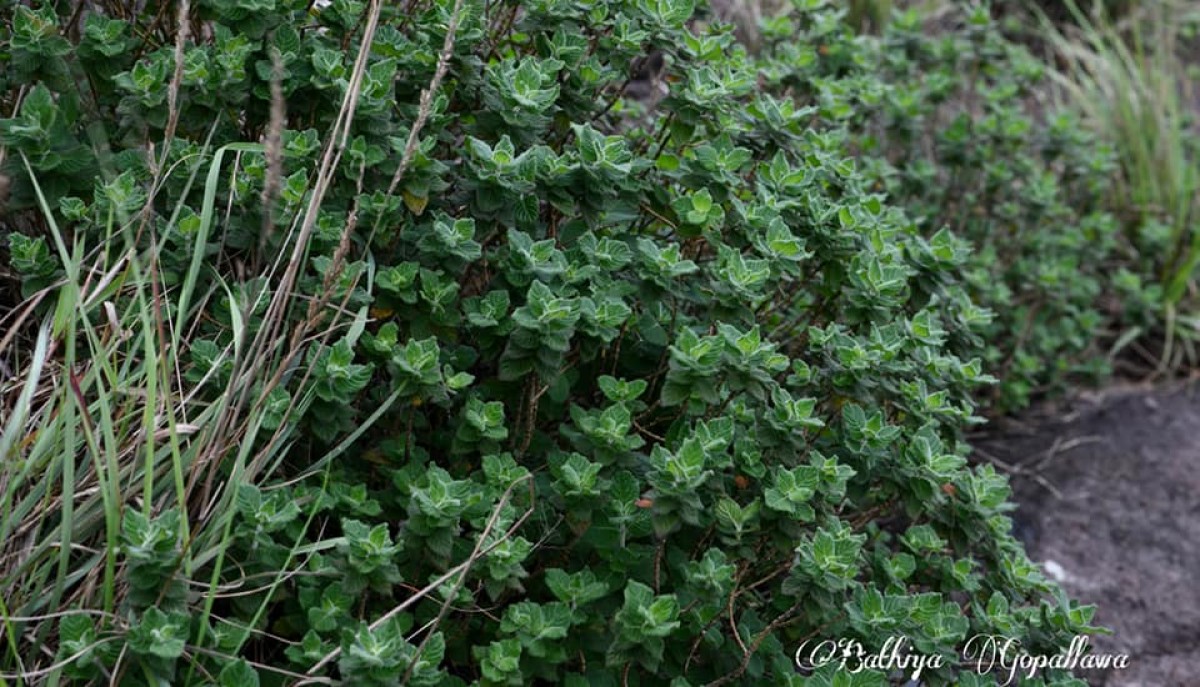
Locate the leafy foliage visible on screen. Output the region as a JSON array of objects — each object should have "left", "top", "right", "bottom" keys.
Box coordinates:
[
  {"left": 0, "top": 0, "right": 1127, "bottom": 685},
  {"left": 756, "top": 4, "right": 1143, "bottom": 410}
]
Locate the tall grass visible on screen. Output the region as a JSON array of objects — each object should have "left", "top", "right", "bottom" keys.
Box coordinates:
[
  {"left": 0, "top": 4, "right": 400, "bottom": 679},
  {"left": 1039, "top": 0, "right": 1200, "bottom": 370},
  {"left": 0, "top": 149, "right": 304, "bottom": 683}
]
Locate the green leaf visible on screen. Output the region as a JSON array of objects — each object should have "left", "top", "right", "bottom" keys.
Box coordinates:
[
  {"left": 218, "top": 659, "right": 261, "bottom": 687},
  {"left": 127, "top": 608, "right": 188, "bottom": 659}
]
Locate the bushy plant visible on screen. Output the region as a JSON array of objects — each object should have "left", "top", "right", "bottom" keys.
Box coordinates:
[
  {"left": 756, "top": 4, "right": 1150, "bottom": 410},
  {"left": 1, "top": 1, "right": 1101, "bottom": 685}
]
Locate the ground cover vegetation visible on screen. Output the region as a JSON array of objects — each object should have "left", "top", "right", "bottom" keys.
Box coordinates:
[
  {"left": 0, "top": 0, "right": 1190, "bottom": 684},
  {"left": 1034, "top": 0, "right": 1200, "bottom": 374}
]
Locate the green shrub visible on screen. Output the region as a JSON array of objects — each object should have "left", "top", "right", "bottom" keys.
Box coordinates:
[
  {"left": 1, "top": 1, "right": 1100, "bottom": 685},
  {"left": 757, "top": 5, "right": 1145, "bottom": 410}
]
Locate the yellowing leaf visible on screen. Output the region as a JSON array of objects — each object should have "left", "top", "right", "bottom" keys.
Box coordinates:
[{"left": 403, "top": 189, "right": 429, "bottom": 215}]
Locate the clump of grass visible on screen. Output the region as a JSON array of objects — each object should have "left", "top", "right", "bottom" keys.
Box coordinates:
[
  {"left": 0, "top": 7, "right": 398, "bottom": 678},
  {"left": 0, "top": 148, "right": 312, "bottom": 682},
  {"left": 1039, "top": 0, "right": 1200, "bottom": 369}
]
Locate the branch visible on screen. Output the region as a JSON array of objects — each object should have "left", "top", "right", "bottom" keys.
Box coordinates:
[{"left": 387, "top": 0, "right": 466, "bottom": 197}]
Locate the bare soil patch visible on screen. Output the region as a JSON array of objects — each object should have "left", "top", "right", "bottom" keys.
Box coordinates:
[{"left": 973, "top": 380, "right": 1200, "bottom": 686}]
